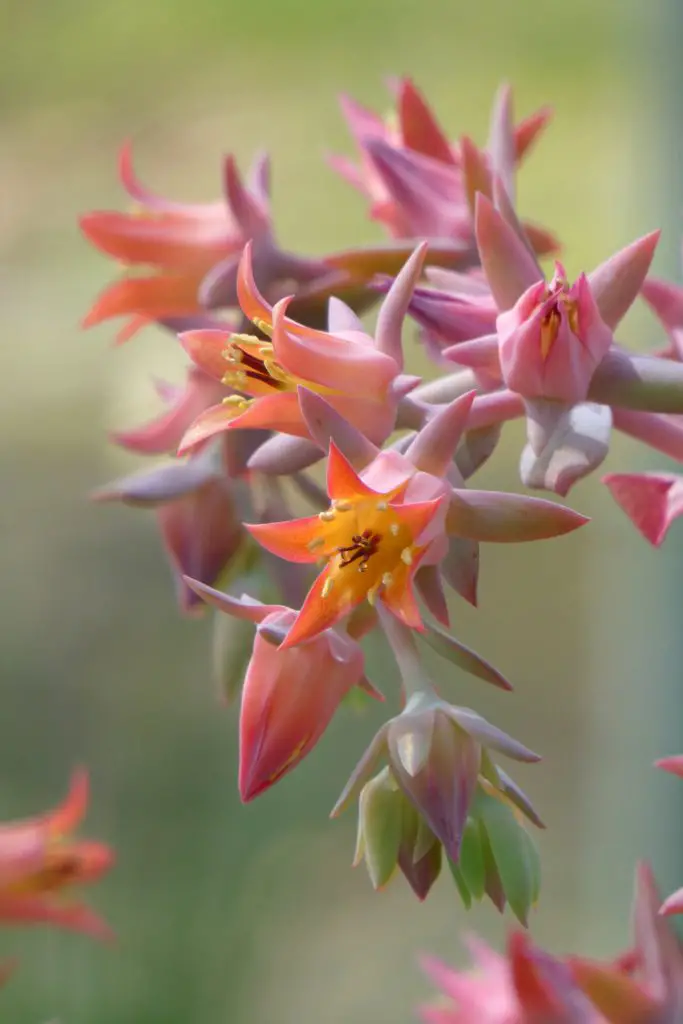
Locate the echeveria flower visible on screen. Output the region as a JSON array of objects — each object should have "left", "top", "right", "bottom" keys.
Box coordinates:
[
  {"left": 0, "top": 772, "right": 113, "bottom": 940},
  {"left": 81, "top": 146, "right": 274, "bottom": 340},
  {"left": 420, "top": 864, "right": 683, "bottom": 1022},
  {"left": 420, "top": 932, "right": 605, "bottom": 1023},
  {"left": 182, "top": 580, "right": 373, "bottom": 800},
  {"left": 279, "top": 389, "right": 590, "bottom": 617},
  {"left": 332, "top": 79, "right": 552, "bottom": 244},
  {"left": 496, "top": 261, "right": 613, "bottom": 404},
  {"left": 333, "top": 687, "right": 538, "bottom": 864},
  {"left": 246, "top": 441, "right": 447, "bottom": 646},
  {"left": 178, "top": 242, "right": 426, "bottom": 450}
]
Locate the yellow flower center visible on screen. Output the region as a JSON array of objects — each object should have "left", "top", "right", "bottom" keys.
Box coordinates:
[
  {"left": 218, "top": 324, "right": 337, "bottom": 415},
  {"left": 539, "top": 274, "right": 580, "bottom": 360},
  {"left": 311, "top": 496, "right": 418, "bottom": 606},
  {"left": 221, "top": 333, "right": 294, "bottom": 393},
  {"left": 6, "top": 848, "right": 81, "bottom": 896}
]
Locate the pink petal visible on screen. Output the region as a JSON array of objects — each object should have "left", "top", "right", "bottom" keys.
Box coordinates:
[
  {"left": 487, "top": 82, "right": 516, "bottom": 206},
  {"left": 374, "top": 241, "right": 428, "bottom": 368},
  {"left": 447, "top": 488, "right": 589, "bottom": 542},
  {"left": 603, "top": 472, "right": 683, "bottom": 546},
  {"left": 397, "top": 79, "right": 455, "bottom": 164},
  {"left": 588, "top": 231, "right": 660, "bottom": 330},
  {"left": 474, "top": 193, "right": 543, "bottom": 310},
  {"left": 641, "top": 276, "right": 683, "bottom": 329},
  {"left": 181, "top": 579, "right": 282, "bottom": 623},
  {"left": 660, "top": 887, "right": 683, "bottom": 917},
  {"left": 654, "top": 754, "right": 683, "bottom": 777},
  {"left": 405, "top": 391, "right": 477, "bottom": 477}
]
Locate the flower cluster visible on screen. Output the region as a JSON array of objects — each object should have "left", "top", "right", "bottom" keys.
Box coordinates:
[
  {"left": 420, "top": 862, "right": 683, "bottom": 1023},
  {"left": 34, "top": 72, "right": 683, "bottom": 1011}
]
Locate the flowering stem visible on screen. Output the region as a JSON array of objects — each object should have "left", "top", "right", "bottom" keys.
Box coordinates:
[{"left": 376, "top": 600, "right": 436, "bottom": 699}]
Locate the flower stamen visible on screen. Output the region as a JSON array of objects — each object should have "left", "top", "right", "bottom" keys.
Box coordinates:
[{"left": 337, "top": 529, "right": 382, "bottom": 572}]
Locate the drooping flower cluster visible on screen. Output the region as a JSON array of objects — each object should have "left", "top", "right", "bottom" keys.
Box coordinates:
[{"left": 55, "top": 71, "right": 683, "bottom": 1011}]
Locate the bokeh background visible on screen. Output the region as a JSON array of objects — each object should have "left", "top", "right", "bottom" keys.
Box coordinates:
[{"left": 1, "top": 1, "right": 682, "bottom": 1020}]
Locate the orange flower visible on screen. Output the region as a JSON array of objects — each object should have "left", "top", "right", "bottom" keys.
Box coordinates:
[
  {"left": 178, "top": 241, "right": 423, "bottom": 450},
  {"left": 247, "top": 442, "right": 446, "bottom": 647},
  {"left": 0, "top": 771, "right": 114, "bottom": 940},
  {"left": 81, "top": 144, "right": 270, "bottom": 341}
]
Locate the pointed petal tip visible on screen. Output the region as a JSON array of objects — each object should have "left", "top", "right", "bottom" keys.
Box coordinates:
[
  {"left": 654, "top": 754, "right": 683, "bottom": 777},
  {"left": 659, "top": 888, "right": 683, "bottom": 916}
]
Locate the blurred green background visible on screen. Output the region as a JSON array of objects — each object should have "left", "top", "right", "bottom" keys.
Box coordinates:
[{"left": 1, "top": 0, "right": 682, "bottom": 1020}]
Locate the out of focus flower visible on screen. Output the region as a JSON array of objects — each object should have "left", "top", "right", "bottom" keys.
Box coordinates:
[
  {"left": 0, "top": 772, "right": 113, "bottom": 940},
  {"left": 420, "top": 863, "right": 683, "bottom": 1022},
  {"left": 182, "top": 580, "right": 375, "bottom": 800},
  {"left": 92, "top": 436, "right": 249, "bottom": 614},
  {"left": 641, "top": 266, "right": 683, "bottom": 360},
  {"left": 81, "top": 146, "right": 276, "bottom": 340},
  {"left": 178, "top": 241, "right": 426, "bottom": 450},
  {"left": 420, "top": 932, "right": 605, "bottom": 1023},
  {"left": 81, "top": 141, "right": 476, "bottom": 343},
  {"left": 331, "top": 78, "right": 553, "bottom": 247}
]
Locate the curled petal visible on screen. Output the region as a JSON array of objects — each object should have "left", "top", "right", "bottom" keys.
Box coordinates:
[
  {"left": 374, "top": 241, "right": 428, "bottom": 368},
  {"left": 660, "top": 888, "right": 683, "bottom": 917}
]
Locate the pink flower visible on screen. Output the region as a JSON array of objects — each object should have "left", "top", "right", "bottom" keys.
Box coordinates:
[
  {"left": 497, "top": 262, "right": 613, "bottom": 403},
  {"left": 178, "top": 241, "right": 426, "bottom": 451},
  {"left": 331, "top": 79, "right": 553, "bottom": 245},
  {"left": 81, "top": 145, "right": 272, "bottom": 341},
  {"left": 181, "top": 581, "right": 371, "bottom": 800},
  {"left": 0, "top": 772, "right": 114, "bottom": 941},
  {"left": 420, "top": 932, "right": 602, "bottom": 1023},
  {"left": 603, "top": 472, "right": 683, "bottom": 546},
  {"left": 419, "top": 866, "right": 678, "bottom": 1022}
]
